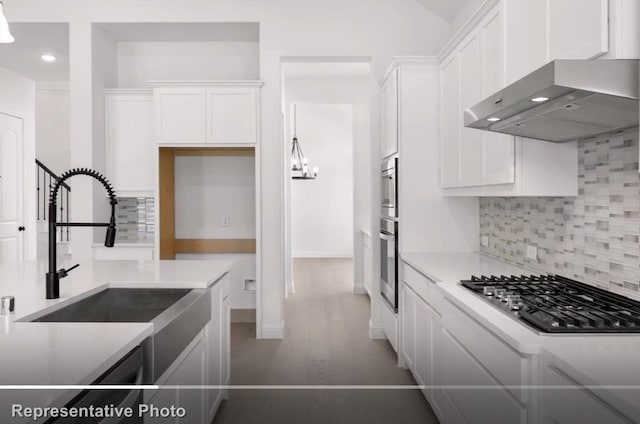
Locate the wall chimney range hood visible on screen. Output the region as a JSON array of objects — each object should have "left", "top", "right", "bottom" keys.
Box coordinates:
[{"left": 464, "top": 60, "right": 639, "bottom": 143}]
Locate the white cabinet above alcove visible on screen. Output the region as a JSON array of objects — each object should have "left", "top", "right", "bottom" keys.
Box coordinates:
[{"left": 152, "top": 81, "right": 263, "bottom": 145}]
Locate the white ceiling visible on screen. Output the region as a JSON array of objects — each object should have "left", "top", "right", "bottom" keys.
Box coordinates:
[
  {"left": 414, "top": 0, "right": 471, "bottom": 22},
  {"left": 0, "top": 23, "right": 69, "bottom": 82}
]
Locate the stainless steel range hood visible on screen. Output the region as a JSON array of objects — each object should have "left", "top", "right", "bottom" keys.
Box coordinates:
[{"left": 464, "top": 60, "right": 639, "bottom": 142}]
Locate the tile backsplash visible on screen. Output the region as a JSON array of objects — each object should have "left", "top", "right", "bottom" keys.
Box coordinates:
[
  {"left": 115, "top": 197, "right": 155, "bottom": 243},
  {"left": 480, "top": 129, "right": 640, "bottom": 300}
]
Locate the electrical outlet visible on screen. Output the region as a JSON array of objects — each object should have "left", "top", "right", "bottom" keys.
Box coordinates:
[
  {"left": 480, "top": 235, "right": 489, "bottom": 247},
  {"left": 526, "top": 245, "right": 538, "bottom": 261},
  {"left": 222, "top": 216, "right": 230, "bottom": 227}
]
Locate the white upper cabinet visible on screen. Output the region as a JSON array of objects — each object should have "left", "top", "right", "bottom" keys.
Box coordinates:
[
  {"left": 207, "top": 87, "right": 258, "bottom": 144},
  {"left": 381, "top": 68, "right": 399, "bottom": 159},
  {"left": 154, "top": 82, "right": 262, "bottom": 145},
  {"left": 439, "top": 1, "right": 588, "bottom": 196},
  {"left": 440, "top": 54, "right": 461, "bottom": 188},
  {"left": 440, "top": 5, "right": 517, "bottom": 191},
  {"left": 154, "top": 87, "right": 207, "bottom": 144},
  {"left": 504, "top": 0, "right": 609, "bottom": 85},
  {"left": 106, "top": 90, "right": 154, "bottom": 195},
  {"left": 504, "top": 0, "right": 548, "bottom": 85},
  {"left": 547, "top": 0, "right": 608, "bottom": 61}
]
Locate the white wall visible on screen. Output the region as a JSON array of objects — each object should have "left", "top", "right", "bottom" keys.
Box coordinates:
[
  {"left": 117, "top": 41, "right": 260, "bottom": 87},
  {"left": 7, "top": 0, "right": 452, "bottom": 339},
  {"left": 291, "top": 103, "right": 353, "bottom": 258},
  {"left": 174, "top": 156, "right": 256, "bottom": 239},
  {"left": 0, "top": 66, "right": 37, "bottom": 260},
  {"left": 91, "top": 25, "right": 119, "bottom": 245},
  {"left": 35, "top": 84, "right": 70, "bottom": 174}
]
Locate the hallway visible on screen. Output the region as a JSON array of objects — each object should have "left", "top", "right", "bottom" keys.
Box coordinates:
[{"left": 214, "top": 258, "right": 439, "bottom": 424}]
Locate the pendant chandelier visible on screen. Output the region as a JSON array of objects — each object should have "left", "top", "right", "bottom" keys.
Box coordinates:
[{"left": 291, "top": 104, "right": 318, "bottom": 180}]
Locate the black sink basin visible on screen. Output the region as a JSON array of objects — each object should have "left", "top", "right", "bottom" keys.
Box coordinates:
[
  {"left": 28, "top": 287, "right": 211, "bottom": 383},
  {"left": 33, "top": 288, "right": 192, "bottom": 323}
]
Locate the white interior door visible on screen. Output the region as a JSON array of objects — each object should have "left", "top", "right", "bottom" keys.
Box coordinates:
[{"left": 0, "top": 113, "right": 24, "bottom": 263}]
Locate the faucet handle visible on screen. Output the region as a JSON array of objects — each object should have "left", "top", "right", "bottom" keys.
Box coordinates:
[{"left": 58, "top": 263, "right": 80, "bottom": 279}]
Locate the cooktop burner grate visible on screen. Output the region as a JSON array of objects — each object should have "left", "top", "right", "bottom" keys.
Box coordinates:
[{"left": 460, "top": 274, "right": 640, "bottom": 333}]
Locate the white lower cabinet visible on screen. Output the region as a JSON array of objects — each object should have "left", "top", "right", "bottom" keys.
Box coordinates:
[
  {"left": 145, "top": 276, "right": 230, "bottom": 424},
  {"left": 145, "top": 332, "right": 207, "bottom": 424},
  {"left": 540, "top": 362, "right": 637, "bottom": 424},
  {"left": 401, "top": 284, "right": 416, "bottom": 369},
  {"left": 382, "top": 301, "right": 398, "bottom": 352}
]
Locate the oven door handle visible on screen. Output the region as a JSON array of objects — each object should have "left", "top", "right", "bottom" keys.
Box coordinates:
[
  {"left": 97, "top": 367, "right": 143, "bottom": 424},
  {"left": 379, "top": 232, "right": 395, "bottom": 242}
]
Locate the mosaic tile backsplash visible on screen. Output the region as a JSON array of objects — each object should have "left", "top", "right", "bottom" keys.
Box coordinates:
[
  {"left": 115, "top": 197, "right": 155, "bottom": 243},
  {"left": 480, "top": 130, "right": 640, "bottom": 300}
]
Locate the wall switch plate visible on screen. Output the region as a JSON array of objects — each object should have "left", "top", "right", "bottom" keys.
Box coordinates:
[
  {"left": 480, "top": 235, "right": 489, "bottom": 247},
  {"left": 526, "top": 245, "right": 538, "bottom": 261},
  {"left": 222, "top": 216, "right": 230, "bottom": 227}
]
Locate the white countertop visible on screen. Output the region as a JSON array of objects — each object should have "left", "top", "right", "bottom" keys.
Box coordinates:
[
  {"left": 402, "top": 251, "right": 640, "bottom": 418},
  {"left": 0, "top": 259, "right": 232, "bottom": 422}
]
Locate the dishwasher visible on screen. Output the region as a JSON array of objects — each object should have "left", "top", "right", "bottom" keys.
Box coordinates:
[{"left": 47, "top": 345, "right": 144, "bottom": 424}]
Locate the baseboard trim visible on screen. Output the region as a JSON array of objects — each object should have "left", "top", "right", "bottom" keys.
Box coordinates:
[
  {"left": 353, "top": 285, "right": 367, "bottom": 295},
  {"left": 369, "top": 320, "right": 385, "bottom": 339},
  {"left": 261, "top": 321, "right": 285, "bottom": 339},
  {"left": 292, "top": 252, "right": 354, "bottom": 258}
]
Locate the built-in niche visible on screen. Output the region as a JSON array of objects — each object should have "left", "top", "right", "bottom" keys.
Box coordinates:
[
  {"left": 159, "top": 147, "right": 256, "bottom": 258},
  {"left": 159, "top": 147, "right": 258, "bottom": 310}
]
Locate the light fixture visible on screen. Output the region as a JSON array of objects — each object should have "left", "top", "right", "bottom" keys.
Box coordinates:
[
  {"left": 0, "top": 2, "right": 15, "bottom": 44},
  {"left": 290, "top": 104, "right": 318, "bottom": 180},
  {"left": 41, "top": 54, "right": 57, "bottom": 63},
  {"left": 487, "top": 117, "right": 501, "bottom": 122},
  {"left": 531, "top": 96, "right": 550, "bottom": 103}
]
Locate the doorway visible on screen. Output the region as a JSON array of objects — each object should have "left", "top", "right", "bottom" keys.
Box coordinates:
[{"left": 0, "top": 113, "right": 24, "bottom": 262}]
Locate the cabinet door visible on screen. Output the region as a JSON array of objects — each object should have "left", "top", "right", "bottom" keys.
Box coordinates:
[
  {"left": 504, "top": 0, "right": 548, "bottom": 85},
  {"left": 401, "top": 285, "right": 416, "bottom": 369},
  {"left": 548, "top": 0, "right": 608, "bottom": 60},
  {"left": 480, "top": 7, "right": 515, "bottom": 186},
  {"left": 205, "top": 284, "right": 222, "bottom": 421},
  {"left": 458, "top": 33, "right": 484, "bottom": 187},
  {"left": 206, "top": 87, "right": 257, "bottom": 144},
  {"left": 440, "top": 54, "right": 461, "bottom": 188},
  {"left": 176, "top": 336, "right": 207, "bottom": 424},
  {"left": 439, "top": 329, "right": 527, "bottom": 424},
  {"left": 414, "top": 299, "right": 432, "bottom": 390},
  {"left": 106, "top": 94, "right": 154, "bottom": 194},
  {"left": 541, "top": 364, "right": 635, "bottom": 424},
  {"left": 221, "top": 288, "right": 230, "bottom": 389},
  {"left": 154, "top": 88, "right": 207, "bottom": 144},
  {"left": 381, "top": 68, "right": 399, "bottom": 159}
]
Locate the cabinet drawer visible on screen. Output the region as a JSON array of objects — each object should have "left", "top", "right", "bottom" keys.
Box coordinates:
[
  {"left": 93, "top": 246, "right": 154, "bottom": 261},
  {"left": 541, "top": 364, "right": 636, "bottom": 424},
  {"left": 402, "top": 262, "right": 445, "bottom": 315},
  {"left": 440, "top": 328, "right": 527, "bottom": 424},
  {"left": 443, "top": 298, "right": 530, "bottom": 402}
]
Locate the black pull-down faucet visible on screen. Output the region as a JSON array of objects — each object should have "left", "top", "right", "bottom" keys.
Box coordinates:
[{"left": 46, "top": 168, "right": 118, "bottom": 299}]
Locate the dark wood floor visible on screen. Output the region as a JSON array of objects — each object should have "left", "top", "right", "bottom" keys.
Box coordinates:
[{"left": 213, "top": 258, "right": 439, "bottom": 424}]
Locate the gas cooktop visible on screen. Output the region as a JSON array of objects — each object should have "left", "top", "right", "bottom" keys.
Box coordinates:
[{"left": 460, "top": 274, "right": 640, "bottom": 333}]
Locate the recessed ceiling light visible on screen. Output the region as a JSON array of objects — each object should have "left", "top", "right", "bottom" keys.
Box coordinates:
[
  {"left": 531, "top": 96, "right": 550, "bottom": 103},
  {"left": 41, "top": 54, "right": 57, "bottom": 63},
  {"left": 487, "top": 117, "right": 501, "bottom": 122}
]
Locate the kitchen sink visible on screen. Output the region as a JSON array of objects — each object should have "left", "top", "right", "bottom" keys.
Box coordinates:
[
  {"left": 26, "top": 287, "right": 211, "bottom": 383},
  {"left": 33, "top": 288, "right": 192, "bottom": 323}
]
